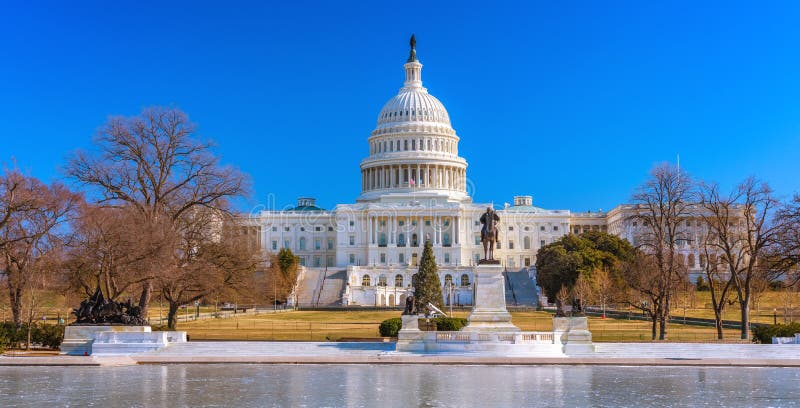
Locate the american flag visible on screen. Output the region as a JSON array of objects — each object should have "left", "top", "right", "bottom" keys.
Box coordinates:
[{"left": 409, "top": 178, "right": 415, "bottom": 186}]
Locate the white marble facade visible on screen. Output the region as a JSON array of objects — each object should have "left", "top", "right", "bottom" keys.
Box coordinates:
[{"left": 243, "top": 39, "right": 712, "bottom": 307}]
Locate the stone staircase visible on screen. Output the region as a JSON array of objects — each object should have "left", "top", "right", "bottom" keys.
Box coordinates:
[
  {"left": 504, "top": 269, "right": 538, "bottom": 307},
  {"left": 316, "top": 269, "right": 346, "bottom": 306},
  {"left": 294, "top": 267, "right": 346, "bottom": 307}
]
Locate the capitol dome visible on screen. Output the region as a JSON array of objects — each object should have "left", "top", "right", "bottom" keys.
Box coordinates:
[{"left": 358, "top": 35, "right": 469, "bottom": 203}]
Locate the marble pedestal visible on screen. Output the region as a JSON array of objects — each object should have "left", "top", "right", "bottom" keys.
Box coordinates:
[
  {"left": 396, "top": 315, "right": 426, "bottom": 351},
  {"left": 462, "top": 263, "right": 520, "bottom": 332},
  {"left": 61, "top": 325, "right": 187, "bottom": 356},
  {"left": 553, "top": 316, "right": 594, "bottom": 353}
]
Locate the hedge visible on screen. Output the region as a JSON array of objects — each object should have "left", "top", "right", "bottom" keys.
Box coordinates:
[
  {"left": 379, "top": 318, "right": 403, "bottom": 337},
  {"left": 378, "top": 316, "right": 469, "bottom": 337},
  {"left": 752, "top": 322, "right": 800, "bottom": 344},
  {"left": 0, "top": 322, "right": 65, "bottom": 351}
]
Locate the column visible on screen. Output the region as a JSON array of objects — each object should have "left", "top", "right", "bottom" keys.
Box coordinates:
[{"left": 417, "top": 164, "right": 422, "bottom": 187}]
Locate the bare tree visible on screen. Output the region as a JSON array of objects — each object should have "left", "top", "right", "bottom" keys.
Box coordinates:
[
  {"left": 159, "top": 210, "right": 262, "bottom": 329},
  {"left": 66, "top": 107, "right": 248, "bottom": 316},
  {"left": 591, "top": 267, "right": 613, "bottom": 318},
  {"left": 620, "top": 251, "right": 663, "bottom": 340},
  {"left": 0, "top": 172, "right": 80, "bottom": 325},
  {"left": 555, "top": 285, "right": 571, "bottom": 316},
  {"left": 64, "top": 204, "right": 172, "bottom": 302},
  {"left": 629, "top": 163, "right": 692, "bottom": 340}
]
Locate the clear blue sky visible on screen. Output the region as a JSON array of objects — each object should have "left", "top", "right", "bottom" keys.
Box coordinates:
[{"left": 2, "top": 1, "right": 799, "bottom": 212}]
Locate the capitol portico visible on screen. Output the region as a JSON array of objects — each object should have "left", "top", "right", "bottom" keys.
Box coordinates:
[{"left": 243, "top": 37, "right": 708, "bottom": 308}]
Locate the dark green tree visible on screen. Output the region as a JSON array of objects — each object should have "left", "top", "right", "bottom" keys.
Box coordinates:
[
  {"left": 412, "top": 240, "right": 444, "bottom": 315},
  {"left": 276, "top": 248, "right": 300, "bottom": 294},
  {"left": 536, "top": 231, "right": 633, "bottom": 313}
]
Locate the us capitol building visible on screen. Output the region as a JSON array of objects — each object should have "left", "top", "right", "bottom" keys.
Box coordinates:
[{"left": 243, "top": 37, "right": 704, "bottom": 307}]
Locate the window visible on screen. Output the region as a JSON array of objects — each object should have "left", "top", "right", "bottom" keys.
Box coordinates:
[
  {"left": 362, "top": 275, "right": 371, "bottom": 286},
  {"left": 395, "top": 274, "right": 404, "bottom": 287},
  {"left": 271, "top": 240, "right": 277, "bottom": 250},
  {"left": 444, "top": 274, "right": 453, "bottom": 286},
  {"left": 349, "top": 254, "right": 356, "bottom": 264},
  {"left": 524, "top": 237, "right": 531, "bottom": 250},
  {"left": 300, "top": 227, "right": 305, "bottom": 232},
  {"left": 380, "top": 253, "right": 387, "bottom": 263},
  {"left": 508, "top": 226, "right": 514, "bottom": 231},
  {"left": 327, "top": 239, "right": 334, "bottom": 250},
  {"left": 285, "top": 227, "right": 290, "bottom": 232},
  {"left": 313, "top": 256, "right": 320, "bottom": 267},
  {"left": 509, "top": 241, "right": 514, "bottom": 250},
  {"left": 540, "top": 226, "right": 545, "bottom": 231},
  {"left": 299, "top": 237, "right": 306, "bottom": 251},
  {"left": 443, "top": 219, "right": 450, "bottom": 226},
  {"left": 349, "top": 235, "right": 355, "bottom": 245},
  {"left": 399, "top": 253, "right": 405, "bottom": 264},
  {"left": 398, "top": 233, "right": 406, "bottom": 247},
  {"left": 444, "top": 253, "right": 450, "bottom": 263},
  {"left": 540, "top": 240, "right": 546, "bottom": 247},
  {"left": 380, "top": 220, "right": 386, "bottom": 226},
  {"left": 378, "top": 275, "right": 387, "bottom": 286},
  {"left": 496, "top": 241, "right": 501, "bottom": 249},
  {"left": 328, "top": 226, "right": 334, "bottom": 231},
  {"left": 399, "top": 220, "right": 405, "bottom": 226},
  {"left": 443, "top": 233, "right": 451, "bottom": 247},
  {"left": 475, "top": 220, "right": 480, "bottom": 226},
  {"left": 524, "top": 226, "right": 530, "bottom": 231},
  {"left": 553, "top": 226, "right": 559, "bottom": 231},
  {"left": 475, "top": 236, "right": 481, "bottom": 245},
  {"left": 271, "top": 226, "right": 277, "bottom": 232},
  {"left": 315, "top": 226, "right": 321, "bottom": 232},
  {"left": 379, "top": 233, "right": 387, "bottom": 247},
  {"left": 284, "top": 240, "right": 290, "bottom": 249},
  {"left": 425, "top": 220, "right": 431, "bottom": 226},
  {"left": 314, "top": 239, "right": 321, "bottom": 250},
  {"left": 524, "top": 257, "right": 531, "bottom": 267},
  {"left": 461, "top": 274, "right": 470, "bottom": 287},
  {"left": 411, "top": 234, "right": 418, "bottom": 247},
  {"left": 688, "top": 253, "right": 696, "bottom": 268}
]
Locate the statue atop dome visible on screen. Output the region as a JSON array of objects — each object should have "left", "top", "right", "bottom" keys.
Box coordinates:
[{"left": 407, "top": 34, "right": 418, "bottom": 63}]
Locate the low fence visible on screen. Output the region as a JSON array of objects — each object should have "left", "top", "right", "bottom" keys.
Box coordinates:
[{"left": 181, "top": 319, "right": 385, "bottom": 341}]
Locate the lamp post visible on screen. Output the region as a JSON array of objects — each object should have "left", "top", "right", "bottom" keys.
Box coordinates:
[{"left": 774, "top": 308, "right": 778, "bottom": 325}]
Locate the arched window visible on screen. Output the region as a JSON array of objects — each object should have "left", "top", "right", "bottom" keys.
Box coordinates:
[
  {"left": 378, "top": 275, "right": 387, "bottom": 287},
  {"left": 299, "top": 237, "right": 306, "bottom": 251},
  {"left": 395, "top": 274, "right": 403, "bottom": 287},
  {"left": 362, "top": 275, "right": 371, "bottom": 286},
  {"left": 524, "top": 236, "right": 531, "bottom": 250},
  {"left": 461, "top": 274, "right": 470, "bottom": 287},
  {"left": 444, "top": 274, "right": 453, "bottom": 286}
]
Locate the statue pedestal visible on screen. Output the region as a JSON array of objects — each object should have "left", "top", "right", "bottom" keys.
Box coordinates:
[
  {"left": 397, "top": 315, "right": 425, "bottom": 351},
  {"left": 462, "top": 263, "right": 520, "bottom": 332},
  {"left": 553, "top": 317, "right": 594, "bottom": 353},
  {"left": 61, "top": 325, "right": 187, "bottom": 356}
]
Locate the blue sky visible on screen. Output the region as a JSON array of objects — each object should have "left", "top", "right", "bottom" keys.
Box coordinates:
[{"left": 2, "top": 1, "right": 799, "bottom": 212}]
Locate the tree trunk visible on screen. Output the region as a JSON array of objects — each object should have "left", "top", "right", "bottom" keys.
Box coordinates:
[
  {"left": 167, "top": 301, "right": 180, "bottom": 330},
  {"left": 138, "top": 281, "right": 153, "bottom": 320},
  {"left": 714, "top": 309, "right": 724, "bottom": 340},
  {"left": 9, "top": 286, "right": 22, "bottom": 326},
  {"left": 659, "top": 297, "right": 669, "bottom": 340},
  {"left": 651, "top": 316, "right": 657, "bottom": 340},
  {"left": 740, "top": 297, "right": 751, "bottom": 340}
]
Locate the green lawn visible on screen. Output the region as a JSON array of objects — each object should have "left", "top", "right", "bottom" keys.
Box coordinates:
[{"left": 174, "top": 310, "right": 746, "bottom": 342}]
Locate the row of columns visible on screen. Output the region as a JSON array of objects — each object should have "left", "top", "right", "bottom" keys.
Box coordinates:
[
  {"left": 361, "top": 164, "right": 466, "bottom": 192},
  {"left": 366, "top": 215, "right": 461, "bottom": 246},
  {"left": 370, "top": 137, "right": 456, "bottom": 155}
]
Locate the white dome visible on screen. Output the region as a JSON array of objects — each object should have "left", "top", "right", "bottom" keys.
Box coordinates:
[{"left": 376, "top": 88, "right": 451, "bottom": 127}]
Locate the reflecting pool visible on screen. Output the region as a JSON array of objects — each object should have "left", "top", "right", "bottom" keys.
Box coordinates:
[{"left": 1, "top": 365, "right": 799, "bottom": 407}]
